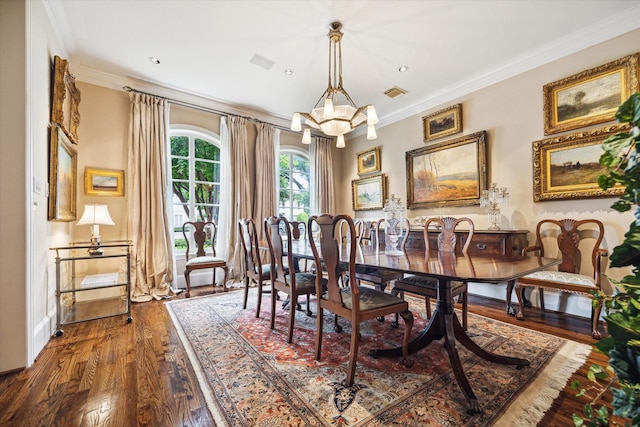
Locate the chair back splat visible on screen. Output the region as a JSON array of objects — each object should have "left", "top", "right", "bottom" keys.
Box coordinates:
[
  {"left": 182, "top": 220, "right": 229, "bottom": 297},
  {"left": 238, "top": 218, "right": 272, "bottom": 317},
  {"left": 515, "top": 218, "right": 607, "bottom": 339},
  {"left": 308, "top": 214, "right": 414, "bottom": 387}
]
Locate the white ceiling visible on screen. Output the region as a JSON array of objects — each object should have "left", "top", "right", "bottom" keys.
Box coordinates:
[{"left": 46, "top": 1, "right": 640, "bottom": 131}]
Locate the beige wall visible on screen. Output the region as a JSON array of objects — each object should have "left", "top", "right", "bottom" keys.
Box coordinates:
[{"left": 336, "top": 28, "right": 640, "bottom": 316}]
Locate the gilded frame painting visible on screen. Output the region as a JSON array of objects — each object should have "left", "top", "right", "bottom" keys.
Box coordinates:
[
  {"left": 407, "top": 130, "right": 487, "bottom": 209},
  {"left": 352, "top": 174, "right": 386, "bottom": 211},
  {"left": 532, "top": 125, "right": 626, "bottom": 201},
  {"left": 51, "top": 56, "right": 81, "bottom": 144},
  {"left": 356, "top": 146, "right": 381, "bottom": 176},
  {"left": 422, "top": 104, "right": 462, "bottom": 142},
  {"left": 85, "top": 167, "right": 125, "bottom": 196},
  {"left": 48, "top": 124, "right": 77, "bottom": 221},
  {"left": 543, "top": 53, "right": 639, "bottom": 135}
]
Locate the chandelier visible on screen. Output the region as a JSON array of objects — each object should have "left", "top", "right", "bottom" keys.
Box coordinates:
[{"left": 291, "top": 21, "right": 378, "bottom": 148}]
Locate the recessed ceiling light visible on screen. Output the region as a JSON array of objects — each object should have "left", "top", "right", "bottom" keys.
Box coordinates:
[
  {"left": 398, "top": 66, "right": 409, "bottom": 72},
  {"left": 149, "top": 57, "right": 161, "bottom": 65},
  {"left": 284, "top": 69, "right": 294, "bottom": 75}
]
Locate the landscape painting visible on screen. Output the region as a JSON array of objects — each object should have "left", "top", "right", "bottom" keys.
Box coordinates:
[
  {"left": 407, "top": 131, "right": 487, "bottom": 209},
  {"left": 352, "top": 174, "right": 386, "bottom": 211},
  {"left": 532, "top": 125, "right": 626, "bottom": 201}
]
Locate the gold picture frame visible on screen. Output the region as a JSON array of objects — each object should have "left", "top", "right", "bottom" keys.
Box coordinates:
[
  {"left": 543, "top": 53, "right": 639, "bottom": 135},
  {"left": 356, "top": 146, "right": 381, "bottom": 176},
  {"left": 407, "top": 130, "right": 487, "bottom": 209},
  {"left": 532, "top": 125, "right": 626, "bottom": 201},
  {"left": 352, "top": 174, "right": 386, "bottom": 211},
  {"left": 48, "top": 124, "right": 77, "bottom": 221},
  {"left": 51, "top": 56, "right": 81, "bottom": 144},
  {"left": 85, "top": 167, "right": 125, "bottom": 196},
  {"left": 422, "top": 103, "right": 462, "bottom": 142}
]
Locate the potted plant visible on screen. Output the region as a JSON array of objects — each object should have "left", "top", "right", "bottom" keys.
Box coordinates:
[{"left": 572, "top": 92, "right": 640, "bottom": 426}]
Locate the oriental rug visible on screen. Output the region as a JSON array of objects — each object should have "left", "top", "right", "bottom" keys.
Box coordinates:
[{"left": 165, "top": 290, "right": 590, "bottom": 426}]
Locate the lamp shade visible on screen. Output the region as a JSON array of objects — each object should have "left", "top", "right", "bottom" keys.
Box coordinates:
[{"left": 77, "top": 204, "right": 115, "bottom": 226}]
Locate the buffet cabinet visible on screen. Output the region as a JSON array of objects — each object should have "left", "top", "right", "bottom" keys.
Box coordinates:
[{"left": 51, "top": 241, "right": 132, "bottom": 336}]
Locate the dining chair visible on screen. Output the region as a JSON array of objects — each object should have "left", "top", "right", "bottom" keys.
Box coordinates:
[
  {"left": 264, "top": 216, "right": 326, "bottom": 344},
  {"left": 182, "top": 220, "right": 229, "bottom": 298},
  {"left": 308, "top": 213, "right": 414, "bottom": 387},
  {"left": 354, "top": 217, "right": 411, "bottom": 293},
  {"left": 391, "top": 217, "right": 474, "bottom": 330},
  {"left": 514, "top": 218, "right": 608, "bottom": 339},
  {"left": 238, "top": 218, "right": 272, "bottom": 317}
]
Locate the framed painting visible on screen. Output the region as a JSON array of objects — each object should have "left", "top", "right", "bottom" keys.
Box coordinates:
[
  {"left": 532, "top": 125, "right": 626, "bottom": 201},
  {"left": 51, "top": 56, "right": 81, "bottom": 144},
  {"left": 543, "top": 53, "right": 639, "bottom": 135},
  {"left": 48, "top": 124, "right": 77, "bottom": 221},
  {"left": 422, "top": 103, "right": 462, "bottom": 142},
  {"left": 352, "top": 174, "right": 386, "bottom": 211},
  {"left": 85, "top": 167, "right": 125, "bottom": 196},
  {"left": 356, "top": 146, "right": 381, "bottom": 176},
  {"left": 407, "top": 130, "right": 487, "bottom": 209}
]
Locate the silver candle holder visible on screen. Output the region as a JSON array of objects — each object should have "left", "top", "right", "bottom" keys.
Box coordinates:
[{"left": 480, "top": 183, "right": 509, "bottom": 230}]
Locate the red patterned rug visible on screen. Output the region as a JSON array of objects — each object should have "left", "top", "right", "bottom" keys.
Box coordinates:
[{"left": 165, "top": 289, "right": 589, "bottom": 426}]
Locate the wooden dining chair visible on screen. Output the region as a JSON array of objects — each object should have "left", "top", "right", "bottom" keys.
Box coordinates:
[
  {"left": 514, "top": 218, "right": 608, "bottom": 339},
  {"left": 308, "top": 214, "right": 414, "bottom": 387},
  {"left": 182, "top": 220, "right": 229, "bottom": 298},
  {"left": 391, "top": 217, "right": 473, "bottom": 330},
  {"left": 264, "top": 216, "right": 326, "bottom": 343},
  {"left": 238, "top": 218, "right": 272, "bottom": 317}
]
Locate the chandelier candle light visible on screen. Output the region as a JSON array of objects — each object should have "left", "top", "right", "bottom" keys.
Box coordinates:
[
  {"left": 480, "top": 183, "right": 509, "bottom": 230},
  {"left": 383, "top": 194, "right": 405, "bottom": 256},
  {"left": 291, "top": 21, "right": 378, "bottom": 148}
]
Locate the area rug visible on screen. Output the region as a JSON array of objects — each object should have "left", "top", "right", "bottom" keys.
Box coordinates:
[{"left": 165, "top": 289, "right": 590, "bottom": 426}]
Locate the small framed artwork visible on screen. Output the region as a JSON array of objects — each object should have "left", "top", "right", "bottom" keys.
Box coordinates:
[
  {"left": 543, "top": 53, "right": 639, "bottom": 135},
  {"left": 407, "top": 130, "right": 487, "bottom": 209},
  {"left": 532, "top": 125, "right": 626, "bottom": 201},
  {"left": 352, "top": 174, "right": 386, "bottom": 211},
  {"left": 48, "top": 124, "right": 77, "bottom": 221},
  {"left": 85, "top": 167, "right": 125, "bottom": 196},
  {"left": 51, "top": 56, "right": 81, "bottom": 144},
  {"left": 356, "top": 146, "right": 381, "bottom": 176},
  {"left": 422, "top": 103, "right": 462, "bottom": 142}
]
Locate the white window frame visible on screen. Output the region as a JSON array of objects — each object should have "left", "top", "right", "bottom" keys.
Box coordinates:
[{"left": 278, "top": 146, "right": 311, "bottom": 221}]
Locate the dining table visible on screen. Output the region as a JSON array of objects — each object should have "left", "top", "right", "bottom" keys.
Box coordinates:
[{"left": 285, "top": 238, "right": 561, "bottom": 413}]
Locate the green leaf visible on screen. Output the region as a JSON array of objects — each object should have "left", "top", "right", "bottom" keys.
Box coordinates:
[{"left": 614, "top": 91, "right": 640, "bottom": 124}]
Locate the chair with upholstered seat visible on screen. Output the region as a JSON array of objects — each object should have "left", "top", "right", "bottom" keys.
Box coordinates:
[
  {"left": 239, "top": 218, "right": 272, "bottom": 317},
  {"left": 308, "top": 213, "right": 414, "bottom": 387},
  {"left": 391, "top": 217, "right": 473, "bottom": 330},
  {"left": 264, "top": 216, "right": 327, "bottom": 343},
  {"left": 514, "top": 218, "right": 608, "bottom": 339},
  {"left": 182, "top": 220, "right": 229, "bottom": 298}
]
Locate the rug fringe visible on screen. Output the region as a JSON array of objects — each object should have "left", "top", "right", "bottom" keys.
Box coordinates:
[{"left": 493, "top": 340, "right": 591, "bottom": 426}]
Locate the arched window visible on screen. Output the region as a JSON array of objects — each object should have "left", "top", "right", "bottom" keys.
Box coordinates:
[
  {"left": 278, "top": 148, "right": 310, "bottom": 222},
  {"left": 170, "top": 126, "right": 221, "bottom": 248}
]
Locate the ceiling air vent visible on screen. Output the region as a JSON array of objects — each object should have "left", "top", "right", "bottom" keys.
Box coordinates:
[
  {"left": 384, "top": 86, "right": 407, "bottom": 99},
  {"left": 250, "top": 54, "right": 275, "bottom": 70}
]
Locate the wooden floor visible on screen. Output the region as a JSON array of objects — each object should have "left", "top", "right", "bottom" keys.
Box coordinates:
[{"left": 0, "top": 285, "right": 616, "bottom": 426}]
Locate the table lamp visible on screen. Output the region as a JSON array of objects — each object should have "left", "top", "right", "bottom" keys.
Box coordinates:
[{"left": 77, "top": 204, "right": 114, "bottom": 255}]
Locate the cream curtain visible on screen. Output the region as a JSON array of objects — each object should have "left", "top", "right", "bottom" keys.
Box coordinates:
[
  {"left": 127, "top": 93, "right": 173, "bottom": 302},
  {"left": 310, "top": 136, "right": 335, "bottom": 215},
  {"left": 253, "top": 123, "right": 279, "bottom": 240},
  {"left": 217, "top": 115, "right": 251, "bottom": 279}
]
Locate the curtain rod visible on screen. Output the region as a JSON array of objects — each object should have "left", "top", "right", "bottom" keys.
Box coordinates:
[{"left": 122, "top": 85, "right": 293, "bottom": 133}]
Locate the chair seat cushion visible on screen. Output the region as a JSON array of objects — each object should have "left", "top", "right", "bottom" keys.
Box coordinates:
[
  {"left": 186, "top": 256, "right": 226, "bottom": 266},
  {"left": 519, "top": 270, "right": 596, "bottom": 288},
  {"left": 257, "top": 264, "right": 272, "bottom": 279},
  {"left": 328, "top": 286, "right": 404, "bottom": 311},
  {"left": 395, "top": 275, "right": 466, "bottom": 291},
  {"left": 285, "top": 272, "right": 328, "bottom": 293}
]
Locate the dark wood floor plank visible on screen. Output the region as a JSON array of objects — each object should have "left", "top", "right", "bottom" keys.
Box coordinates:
[{"left": 0, "top": 286, "right": 621, "bottom": 426}]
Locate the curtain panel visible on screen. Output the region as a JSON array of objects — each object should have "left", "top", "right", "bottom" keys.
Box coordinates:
[
  {"left": 253, "top": 123, "right": 279, "bottom": 241},
  {"left": 311, "top": 136, "right": 335, "bottom": 215}
]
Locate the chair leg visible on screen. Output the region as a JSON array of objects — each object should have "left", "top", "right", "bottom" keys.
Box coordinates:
[
  {"left": 539, "top": 288, "right": 545, "bottom": 312},
  {"left": 255, "top": 276, "right": 263, "bottom": 318},
  {"left": 399, "top": 310, "right": 414, "bottom": 368},
  {"left": 334, "top": 314, "right": 342, "bottom": 332},
  {"left": 287, "top": 293, "right": 296, "bottom": 344},
  {"left": 270, "top": 288, "right": 277, "bottom": 330},
  {"left": 242, "top": 276, "right": 250, "bottom": 309},
  {"left": 425, "top": 297, "right": 432, "bottom": 318},
  {"left": 592, "top": 299, "right": 603, "bottom": 340},
  {"left": 391, "top": 289, "right": 403, "bottom": 329},
  {"left": 221, "top": 265, "right": 229, "bottom": 292},
  {"left": 346, "top": 322, "right": 360, "bottom": 387},
  {"left": 515, "top": 283, "right": 526, "bottom": 320},
  {"left": 184, "top": 270, "right": 191, "bottom": 298},
  {"left": 212, "top": 269, "right": 217, "bottom": 294},
  {"left": 315, "top": 307, "right": 324, "bottom": 360},
  {"left": 461, "top": 290, "right": 468, "bottom": 331}
]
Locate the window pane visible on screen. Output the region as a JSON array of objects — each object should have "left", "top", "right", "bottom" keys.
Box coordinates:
[
  {"left": 195, "top": 160, "right": 214, "bottom": 181},
  {"left": 279, "top": 188, "right": 291, "bottom": 208},
  {"left": 195, "top": 183, "right": 214, "bottom": 204},
  {"left": 291, "top": 170, "right": 309, "bottom": 191},
  {"left": 195, "top": 138, "right": 220, "bottom": 161},
  {"left": 171, "top": 136, "right": 188, "bottom": 156},
  {"left": 172, "top": 181, "right": 190, "bottom": 203},
  {"left": 172, "top": 158, "right": 189, "bottom": 180}
]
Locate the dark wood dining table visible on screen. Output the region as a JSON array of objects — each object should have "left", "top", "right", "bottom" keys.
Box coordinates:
[{"left": 285, "top": 239, "right": 561, "bottom": 413}]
